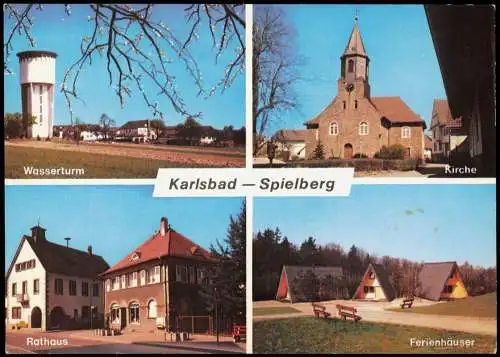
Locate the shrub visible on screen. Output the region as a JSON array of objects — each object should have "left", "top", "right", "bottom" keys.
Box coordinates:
[
  {"left": 353, "top": 158, "right": 384, "bottom": 171},
  {"left": 312, "top": 140, "right": 325, "bottom": 160},
  {"left": 287, "top": 159, "right": 354, "bottom": 168},
  {"left": 353, "top": 153, "right": 368, "bottom": 159},
  {"left": 375, "top": 144, "right": 406, "bottom": 160},
  {"left": 383, "top": 159, "right": 418, "bottom": 171}
]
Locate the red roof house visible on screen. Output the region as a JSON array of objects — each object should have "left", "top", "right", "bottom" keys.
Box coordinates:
[{"left": 100, "top": 217, "right": 216, "bottom": 333}]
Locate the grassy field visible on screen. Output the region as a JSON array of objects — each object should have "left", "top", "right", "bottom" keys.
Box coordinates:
[
  {"left": 253, "top": 317, "right": 496, "bottom": 354},
  {"left": 388, "top": 293, "right": 497, "bottom": 318},
  {"left": 5, "top": 145, "right": 209, "bottom": 178},
  {"left": 253, "top": 306, "right": 302, "bottom": 316}
]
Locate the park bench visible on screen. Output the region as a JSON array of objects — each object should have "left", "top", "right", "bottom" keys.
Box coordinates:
[
  {"left": 400, "top": 297, "right": 414, "bottom": 309},
  {"left": 336, "top": 304, "right": 361, "bottom": 322},
  {"left": 312, "top": 303, "right": 331, "bottom": 319},
  {"left": 232, "top": 324, "right": 246, "bottom": 343}
]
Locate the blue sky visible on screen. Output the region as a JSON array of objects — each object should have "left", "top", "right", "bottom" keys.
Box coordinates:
[
  {"left": 5, "top": 186, "right": 244, "bottom": 272},
  {"left": 4, "top": 4, "right": 245, "bottom": 128},
  {"left": 262, "top": 4, "right": 446, "bottom": 135},
  {"left": 254, "top": 185, "right": 496, "bottom": 268}
]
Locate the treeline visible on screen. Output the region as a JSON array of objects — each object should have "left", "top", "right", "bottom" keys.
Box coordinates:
[{"left": 253, "top": 228, "right": 497, "bottom": 301}]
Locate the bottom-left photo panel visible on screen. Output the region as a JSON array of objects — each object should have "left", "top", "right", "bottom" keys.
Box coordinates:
[{"left": 5, "top": 185, "right": 247, "bottom": 354}]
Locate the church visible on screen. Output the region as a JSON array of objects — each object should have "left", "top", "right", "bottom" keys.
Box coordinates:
[{"left": 302, "top": 18, "right": 426, "bottom": 161}]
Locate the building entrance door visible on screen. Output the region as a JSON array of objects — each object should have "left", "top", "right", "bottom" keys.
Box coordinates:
[
  {"left": 120, "top": 307, "right": 127, "bottom": 329},
  {"left": 344, "top": 143, "right": 353, "bottom": 159}
]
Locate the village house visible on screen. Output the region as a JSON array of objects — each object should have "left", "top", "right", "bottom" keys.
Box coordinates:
[
  {"left": 430, "top": 99, "right": 467, "bottom": 161},
  {"left": 424, "top": 135, "right": 433, "bottom": 162},
  {"left": 5, "top": 225, "right": 109, "bottom": 331},
  {"left": 100, "top": 217, "right": 216, "bottom": 334},
  {"left": 352, "top": 263, "right": 396, "bottom": 302},
  {"left": 299, "top": 18, "right": 426, "bottom": 161},
  {"left": 273, "top": 129, "right": 308, "bottom": 160},
  {"left": 117, "top": 120, "right": 158, "bottom": 142},
  {"left": 418, "top": 261, "right": 468, "bottom": 301},
  {"left": 425, "top": 5, "right": 495, "bottom": 176},
  {"left": 275, "top": 265, "right": 346, "bottom": 303}
]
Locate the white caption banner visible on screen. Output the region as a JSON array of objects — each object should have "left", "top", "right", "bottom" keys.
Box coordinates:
[{"left": 153, "top": 168, "right": 354, "bottom": 197}]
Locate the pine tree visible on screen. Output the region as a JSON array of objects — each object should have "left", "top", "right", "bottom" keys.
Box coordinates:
[
  {"left": 199, "top": 201, "right": 246, "bottom": 327},
  {"left": 313, "top": 140, "right": 325, "bottom": 160}
]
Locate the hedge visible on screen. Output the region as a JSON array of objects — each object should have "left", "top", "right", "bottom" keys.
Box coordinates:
[{"left": 255, "top": 158, "right": 419, "bottom": 171}]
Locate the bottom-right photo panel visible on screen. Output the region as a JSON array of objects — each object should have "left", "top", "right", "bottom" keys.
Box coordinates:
[{"left": 252, "top": 184, "right": 496, "bottom": 354}]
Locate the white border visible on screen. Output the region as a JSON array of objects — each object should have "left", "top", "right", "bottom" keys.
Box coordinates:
[{"left": 245, "top": 5, "right": 253, "bottom": 354}]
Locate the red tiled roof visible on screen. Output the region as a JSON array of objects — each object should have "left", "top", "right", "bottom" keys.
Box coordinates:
[
  {"left": 431, "top": 99, "right": 453, "bottom": 126},
  {"left": 424, "top": 135, "right": 433, "bottom": 150},
  {"left": 445, "top": 116, "right": 463, "bottom": 129},
  {"left": 371, "top": 96, "right": 426, "bottom": 126},
  {"left": 304, "top": 96, "right": 425, "bottom": 128},
  {"left": 101, "top": 229, "right": 214, "bottom": 275},
  {"left": 274, "top": 129, "right": 308, "bottom": 142}
]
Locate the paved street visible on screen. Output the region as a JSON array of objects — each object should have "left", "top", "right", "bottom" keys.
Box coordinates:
[{"left": 5, "top": 331, "right": 204, "bottom": 354}]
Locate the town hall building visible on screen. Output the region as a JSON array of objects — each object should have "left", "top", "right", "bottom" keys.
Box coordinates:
[
  {"left": 5, "top": 224, "right": 109, "bottom": 331},
  {"left": 101, "top": 217, "right": 216, "bottom": 334},
  {"left": 300, "top": 18, "right": 426, "bottom": 161}
]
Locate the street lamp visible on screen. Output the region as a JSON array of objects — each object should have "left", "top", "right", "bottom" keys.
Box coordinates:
[{"left": 214, "top": 287, "right": 220, "bottom": 345}]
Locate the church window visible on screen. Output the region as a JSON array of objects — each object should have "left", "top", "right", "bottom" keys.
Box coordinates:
[
  {"left": 329, "top": 122, "right": 339, "bottom": 136},
  {"left": 348, "top": 59, "right": 354, "bottom": 73},
  {"left": 359, "top": 122, "right": 368, "bottom": 135},
  {"left": 354, "top": 100, "right": 358, "bottom": 109},
  {"left": 402, "top": 126, "right": 411, "bottom": 138}
]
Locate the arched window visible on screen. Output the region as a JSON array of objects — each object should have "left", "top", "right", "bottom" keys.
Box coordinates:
[
  {"left": 343, "top": 101, "right": 346, "bottom": 110},
  {"left": 354, "top": 100, "right": 358, "bottom": 109},
  {"left": 329, "top": 122, "right": 339, "bottom": 136},
  {"left": 148, "top": 299, "right": 157, "bottom": 319},
  {"left": 359, "top": 122, "right": 368, "bottom": 135},
  {"left": 111, "top": 304, "right": 120, "bottom": 323},
  {"left": 348, "top": 59, "right": 354, "bottom": 73},
  {"left": 402, "top": 126, "right": 411, "bottom": 138},
  {"left": 129, "top": 302, "right": 140, "bottom": 324}
]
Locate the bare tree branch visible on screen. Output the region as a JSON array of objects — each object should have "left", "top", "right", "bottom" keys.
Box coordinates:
[
  {"left": 3, "top": 3, "right": 246, "bottom": 122},
  {"left": 253, "top": 5, "right": 302, "bottom": 155}
]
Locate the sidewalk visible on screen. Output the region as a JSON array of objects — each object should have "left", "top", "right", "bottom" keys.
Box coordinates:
[
  {"left": 67, "top": 330, "right": 246, "bottom": 353},
  {"left": 133, "top": 341, "right": 245, "bottom": 354}
]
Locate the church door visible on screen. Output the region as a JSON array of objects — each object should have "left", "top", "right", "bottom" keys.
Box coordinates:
[
  {"left": 404, "top": 147, "right": 411, "bottom": 160},
  {"left": 344, "top": 144, "right": 353, "bottom": 159}
]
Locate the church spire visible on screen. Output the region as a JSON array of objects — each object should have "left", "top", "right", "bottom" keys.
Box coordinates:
[{"left": 342, "top": 16, "right": 368, "bottom": 58}]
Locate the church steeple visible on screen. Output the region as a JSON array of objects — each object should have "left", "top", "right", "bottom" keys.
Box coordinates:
[
  {"left": 339, "top": 15, "right": 370, "bottom": 98},
  {"left": 342, "top": 17, "right": 368, "bottom": 58}
]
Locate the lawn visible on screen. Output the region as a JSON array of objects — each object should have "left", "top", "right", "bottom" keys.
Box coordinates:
[
  {"left": 388, "top": 293, "right": 497, "bottom": 318},
  {"left": 5, "top": 145, "right": 211, "bottom": 178},
  {"left": 253, "top": 306, "right": 302, "bottom": 316},
  {"left": 253, "top": 317, "right": 496, "bottom": 354}
]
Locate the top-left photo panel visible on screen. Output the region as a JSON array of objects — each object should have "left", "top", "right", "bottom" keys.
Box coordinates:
[{"left": 4, "top": 4, "right": 246, "bottom": 178}]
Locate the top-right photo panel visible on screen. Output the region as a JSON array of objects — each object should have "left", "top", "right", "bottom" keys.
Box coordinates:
[{"left": 252, "top": 4, "right": 496, "bottom": 178}]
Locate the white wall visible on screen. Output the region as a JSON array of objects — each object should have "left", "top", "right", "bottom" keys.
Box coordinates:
[
  {"left": 47, "top": 273, "right": 104, "bottom": 319},
  {"left": 20, "top": 56, "right": 56, "bottom": 84},
  {"left": 29, "top": 84, "right": 54, "bottom": 138},
  {"left": 6, "top": 239, "right": 46, "bottom": 329}
]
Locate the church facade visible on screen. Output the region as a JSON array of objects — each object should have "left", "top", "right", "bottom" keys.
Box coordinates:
[{"left": 303, "top": 20, "right": 426, "bottom": 161}]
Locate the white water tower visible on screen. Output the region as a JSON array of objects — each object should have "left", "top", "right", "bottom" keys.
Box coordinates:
[{"left": 17, "top": 50, "right": 57, "bottom": 139}]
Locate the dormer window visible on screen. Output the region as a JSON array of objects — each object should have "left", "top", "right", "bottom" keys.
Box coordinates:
[{"left": 131, "top": 251, "right": 141, "bottom": 261}]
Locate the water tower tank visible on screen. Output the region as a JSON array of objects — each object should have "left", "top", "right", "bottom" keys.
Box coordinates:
[{"left": 17, "top": 50, "right": 57, "bottom": 139}]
